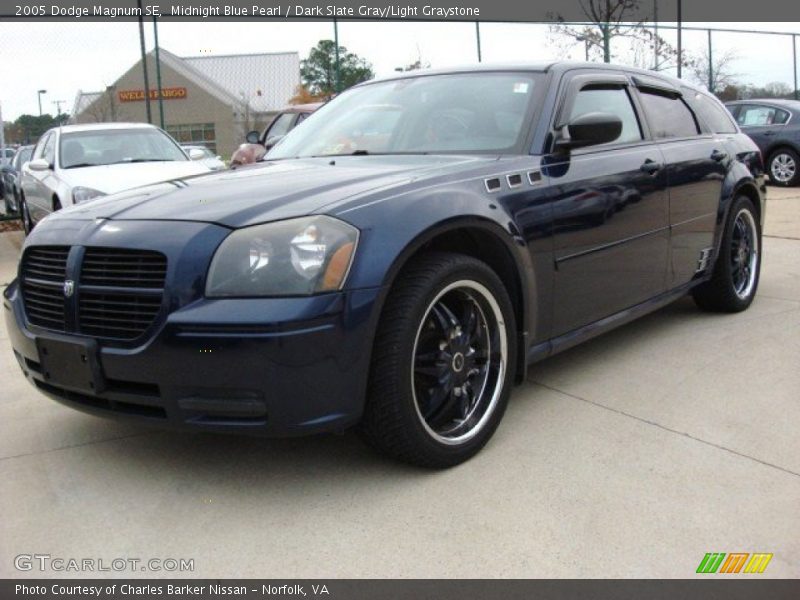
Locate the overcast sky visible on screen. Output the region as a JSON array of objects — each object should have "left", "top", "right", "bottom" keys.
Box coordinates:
[{"left": 1, "top": 20, "right": 799, "bottom": 121}]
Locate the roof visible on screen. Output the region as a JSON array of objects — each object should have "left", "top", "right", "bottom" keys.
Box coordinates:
[
  {"left": 366, "top": 61, "right": 704, "bottom": 93},
  {"left": 70, "top": 90, "right": 104, "bottom": 121},
  {"left": 181, "top": 51, "right": 300, "bottom": 112},
  {"left": 54, "top": 122, "right": 159, "bottom": 134}
]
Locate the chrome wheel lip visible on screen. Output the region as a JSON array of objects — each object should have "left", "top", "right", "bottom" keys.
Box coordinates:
[
  {"left": 411, "top": 280, "right": 507, "bottom": 446},
  {"left": 770, "top": 153, "right": 796, "bottom": 183},
  {"left": 731, "top": 208, "right": 759, "bottom": 300}
]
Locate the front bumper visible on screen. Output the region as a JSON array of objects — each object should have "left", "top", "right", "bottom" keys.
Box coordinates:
[{"left": 4, "top": 279, "right": 381, "bottom": 436}]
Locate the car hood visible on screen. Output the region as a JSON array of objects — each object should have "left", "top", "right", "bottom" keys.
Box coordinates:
[
  {"left": 59, "top": 161, "right": 211, "bottom": 194},
  {"left": 56, "top": 155, "right": 498, "bottom": 228}
]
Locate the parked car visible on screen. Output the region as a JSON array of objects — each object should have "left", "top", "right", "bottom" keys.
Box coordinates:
[
  {"left": 3, "top": 145, "right": 34, "bottom": 214},
  {"left": 182, "top": 145, "right": 226, "bottom": 171},
  {"left": 0, "top": 147, "right": 15, "bottom": 167},
  {"left": 5, "top": 63, "right": 765, "bottom": 467},
  {"left": 230, "top": 103, "right": 322, "bottom": 167},
  {"left": 725, "top": 99, "right": 800, "bottom": 186},
  {"left": 19, "top": 122, "right": 210, "bottom": 234}
]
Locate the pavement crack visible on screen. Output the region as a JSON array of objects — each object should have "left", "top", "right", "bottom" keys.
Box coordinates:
[
  {"left": 0, "top": 430, "right": 161, "bottom": 462},
  {"left": 531, "top": 381, "right": 800, "bottom": 479}
]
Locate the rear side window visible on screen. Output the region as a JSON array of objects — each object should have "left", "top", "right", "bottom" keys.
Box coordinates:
[
  {"left": 639, "top": 91, "right": 699, "bottom": 139},
  {"left": 736, "top": 105, "right": 790, "bottom": 127},
  {"left": 569, "top": 87, "right": 643, "bottom": 145},
  {"left": 684, "top": 91, "right": 738, "bottom": 134}
]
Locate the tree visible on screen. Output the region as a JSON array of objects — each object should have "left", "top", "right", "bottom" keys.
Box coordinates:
[
  {"left": 760, "top": 81, "right": 793, "bottom": 98},
  {"left": 300, "top": 40, "right": 374, "bottom": 99},
  {"left": 5, "top": 113, "right": 68, "bottom": 144},
  {"left": 288, "top": 84, "right": 326, "bottom": 105},
  {"left": 550, "top": 0, "right": 687, "bottom": 70},
  {"left": 83, "top": 87, "right": 121, "bottom": 123},
  {"left": 690, "top": 48, "right": 740, "bottom": 95}
]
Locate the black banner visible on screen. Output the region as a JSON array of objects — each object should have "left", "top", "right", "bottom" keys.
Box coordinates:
[
  {"left": 3, "top": 580, "right": 800, "bottom": 600},
  {"left": 4, "top": 0, "right": 800, "bottom": 22}
]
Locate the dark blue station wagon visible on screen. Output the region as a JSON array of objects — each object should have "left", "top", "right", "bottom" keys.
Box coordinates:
[{"left": 4, "top": 62, "right": 766, "bottom": 467}]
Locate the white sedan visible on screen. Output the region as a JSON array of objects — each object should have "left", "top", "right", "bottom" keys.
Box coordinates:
[{"left": 20, "top": 122, "right": 210, "bottom": 233}]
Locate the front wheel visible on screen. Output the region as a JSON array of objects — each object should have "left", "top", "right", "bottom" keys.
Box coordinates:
[
  {"left": 768, "top": 148, "right": 799, "bottom": 187},
  {"left": 359, "top": 252, "right": 517, "bottom": 468},
  {"left": 20, "top": 194, "right": 34, "bottom": 235},
  {"left": 692, "top": 196, "right": 761, "bottom": 312}
]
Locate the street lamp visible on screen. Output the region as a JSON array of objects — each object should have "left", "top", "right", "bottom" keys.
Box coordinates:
[{"left": 37, "top": 89, "right": 47, "bottom": 116}]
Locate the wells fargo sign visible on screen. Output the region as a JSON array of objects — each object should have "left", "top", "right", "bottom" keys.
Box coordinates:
[{"left": 118, "top": 87, "right": 187, "bottom": 102}]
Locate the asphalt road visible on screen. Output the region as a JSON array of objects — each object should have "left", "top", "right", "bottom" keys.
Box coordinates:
[{"left": 1, "top": 188, "right": 798, "bottom": 578}]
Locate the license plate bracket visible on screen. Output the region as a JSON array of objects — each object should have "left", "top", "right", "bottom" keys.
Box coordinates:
[{"left": 36, "top": 335, "right": 105, "bottom": 395}]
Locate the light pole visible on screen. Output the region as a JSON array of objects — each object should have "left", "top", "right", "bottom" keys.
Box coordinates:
[{"left": 37, "top": 90, "right": 47, "bottom": 116}]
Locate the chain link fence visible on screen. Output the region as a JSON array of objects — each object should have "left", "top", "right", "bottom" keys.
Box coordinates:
[{"left": 1, "top": 19, "right": 798, "bottom": 176}]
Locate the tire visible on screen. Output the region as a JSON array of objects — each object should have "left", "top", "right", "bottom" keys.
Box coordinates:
[
  {"left": 20, "top": 194, "right": 34, "bottom": 235},
  {"left": 359, "top": 252, "right": 517, "bottom": 468},
  {"left": 767, "top": 148, "right": 799, "bottom": 187},
  {"left": 692, "top": 196, "right": 761, "bottom": 312}
]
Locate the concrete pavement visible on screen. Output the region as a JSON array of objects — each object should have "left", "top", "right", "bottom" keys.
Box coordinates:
[{"left": 1, "top": 189, "right": 798, "bottom": 578}]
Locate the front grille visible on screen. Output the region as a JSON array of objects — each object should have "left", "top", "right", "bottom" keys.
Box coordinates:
[
  {"left": 79, "top": 291, "right": 164, "bottom": 339},
  {"left": 81, "top": 248, "right": 167, "bottom": 288},
  {"left": 20, "top": 246, "right": 168, "bottom": 341},
  {"left": 20, "top": 246, "right": 69, "bottom": 331}
]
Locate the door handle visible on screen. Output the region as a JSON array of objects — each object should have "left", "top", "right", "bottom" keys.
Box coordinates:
[
  {"left": 763, "top": 131, "right": 776, "bottom": 137},
  {"left": 640, "top": 159, "right": 661, "bottom": 175},
  {"left": 711, "top": 150, "right": 728, "bottom": 162}
]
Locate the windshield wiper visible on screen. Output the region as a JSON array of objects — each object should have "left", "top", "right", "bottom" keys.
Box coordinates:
[
  {"left": 64, "top": 162, "right": 99, "bottom": 169},
  {"left": 124, "top": 158, "right": 175, "bottom": 163}
]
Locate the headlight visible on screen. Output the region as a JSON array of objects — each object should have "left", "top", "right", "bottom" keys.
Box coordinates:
[
  {"left": 205, "top": 216, "right": 359, "bottom": 297},
  {"left": 72, "top": 186, "right": 106, "bottom": 204}
]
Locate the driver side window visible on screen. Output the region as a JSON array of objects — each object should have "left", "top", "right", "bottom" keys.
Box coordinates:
[{"left": 570, "top": 87, "right": 643, "bottom": 145}]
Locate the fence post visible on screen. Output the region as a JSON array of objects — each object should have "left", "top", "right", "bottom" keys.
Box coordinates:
[
  {"left": 153, "top": 16, "right": 165, "bottom": 129},
  {"left": 476, "top": 21, "right": 482, "bottom": 62},
  {"left": 707, "top": 29, "right": 713, "bottom": 93},
  {"left": 333, "top": 19, "right": 341, "bottom": 94},
  {"left": 794, "top": 34, "right": 798, "bottom": 100},
  {"left": 136, "top": 0, "right": 152, "bottom": 124},
  {"left": 677, "top": 0, "right": 682, "bottom": 78}
]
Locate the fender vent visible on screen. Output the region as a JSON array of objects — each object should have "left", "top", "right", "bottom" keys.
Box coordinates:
[
  {"left": 506, "top": 174, "right": 523, "bottom": 188},
  {"left": 528, "top": 171, "right": 542, "bottom": 184},
  {"left": 484, "top": 177, "right": 501, "bottom": 193}
]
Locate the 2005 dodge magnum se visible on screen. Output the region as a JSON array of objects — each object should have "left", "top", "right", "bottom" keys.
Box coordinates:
[{"left": 5, "top": 63, "right": 765, "bottom": 467}]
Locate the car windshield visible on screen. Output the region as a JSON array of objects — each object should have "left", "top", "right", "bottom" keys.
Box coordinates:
[
  {"left": 268, "top": 72, "right": 542, "bottom": 159},
  {"left": 59, "top": 128, "right": 187, "bottom": 169}
]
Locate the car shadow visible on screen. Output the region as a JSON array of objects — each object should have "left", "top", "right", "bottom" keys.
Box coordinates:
[{"left": 63, "top": 295, "right": 715, "bottom": 483}]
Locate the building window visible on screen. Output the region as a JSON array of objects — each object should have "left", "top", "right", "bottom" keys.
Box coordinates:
[{"left": 166, "top": 123, "right": 216, "bottom": 153}]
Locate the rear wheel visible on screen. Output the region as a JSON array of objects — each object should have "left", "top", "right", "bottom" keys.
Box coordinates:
[
  {"left": 692, "top": 196, "right": 761, "bottom": 312},
  {"left": 359, "top": 252, "right": 517, "bottom": 468},
  {"left": 768, "top": 148, "right": 799, "bottom": 187}
]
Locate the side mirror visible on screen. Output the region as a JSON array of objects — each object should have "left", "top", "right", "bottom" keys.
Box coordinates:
[
  {"left": 188, "top": 148, "right": 205, "bottom": 160},
  {"left": 245, "top": 130, "right": 261, "bottom": 144},
  {"left": 555, "top": 112, "right": 623, "bottom": 151},
  {"left": 264, "top": 135, "right": 284, "bottom": 151},
  {"left": 28, "top": 158, "right": 51, "bottom": 171}
]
